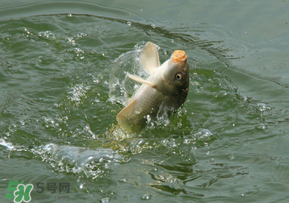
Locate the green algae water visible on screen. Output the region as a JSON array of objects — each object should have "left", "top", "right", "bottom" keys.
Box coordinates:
[{"left": 1, "top": 1, "right": 289, "bottom": 202}]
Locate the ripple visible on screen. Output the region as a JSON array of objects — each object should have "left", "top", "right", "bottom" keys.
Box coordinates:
[{"left": 0, "top": 1, "right": 141, "bottom": 21}]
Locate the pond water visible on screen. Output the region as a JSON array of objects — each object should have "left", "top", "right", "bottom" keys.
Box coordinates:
[{"left": 1, "top": 1, "right": 289, "bottom": 202}]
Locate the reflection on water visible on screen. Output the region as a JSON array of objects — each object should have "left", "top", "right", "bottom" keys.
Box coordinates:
[{"left": 1, "top": 1, "right": 289, "bottom": 202}]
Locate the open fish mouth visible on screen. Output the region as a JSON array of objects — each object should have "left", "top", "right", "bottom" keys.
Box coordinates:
[{"left": 172, "top": 50, "right": 187, "bottom": 63}]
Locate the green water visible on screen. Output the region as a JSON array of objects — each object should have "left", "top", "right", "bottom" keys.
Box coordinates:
[{"left": 1, "top": 1, "right": 289, "bottom": 202}]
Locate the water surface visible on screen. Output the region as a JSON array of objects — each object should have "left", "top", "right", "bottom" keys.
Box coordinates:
[{"left": 1, "top": 1, "right": 289, "bottom": 202}]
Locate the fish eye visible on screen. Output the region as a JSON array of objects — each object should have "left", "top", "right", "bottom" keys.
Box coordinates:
[{"left": 175, "top": 73, "right": 183, "bottom": 81}]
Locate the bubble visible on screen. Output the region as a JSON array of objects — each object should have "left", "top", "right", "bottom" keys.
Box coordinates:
[{"left": 38, "top": 31, "right": 55, "bottom": 39}]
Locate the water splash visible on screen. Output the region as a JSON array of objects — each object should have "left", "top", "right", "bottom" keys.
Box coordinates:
[
  {"left": 38, "top": 31, "right": 56, "bottom": 39},
  {"left": 108, "top": 46, "right": 147, "bottom": 105},
  {"left": 0, "top": 138, "right": 14, "bottom": 150},
  {"left": 31, "top": 143, "right": 125, "bottom": 179},
  {"left": 67, "top": 84, "right": 90, "bottom": 106}
]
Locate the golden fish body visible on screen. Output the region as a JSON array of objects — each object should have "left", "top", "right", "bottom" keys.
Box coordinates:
[{"left": 116, "top": 42, "right": 189, "bottom": 132}]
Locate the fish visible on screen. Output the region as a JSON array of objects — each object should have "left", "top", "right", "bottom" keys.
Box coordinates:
[{"left": 116, "top": 42, "right": 189, "bottom": 133}]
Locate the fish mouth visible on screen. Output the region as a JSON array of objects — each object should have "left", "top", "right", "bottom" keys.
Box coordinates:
[{"left": 172, "top": 50, "right": 187, "bottom": 63}]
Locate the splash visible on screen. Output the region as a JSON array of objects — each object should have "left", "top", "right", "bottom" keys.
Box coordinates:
[
  {"left": 31, "top": 143, "right": 126, "bottom": 179},
  {"left": 108, "top": 44, "right": 148, "bottom": 105},
  {"left": 0, "top": 138, "right": 14, "bottom": 150}
]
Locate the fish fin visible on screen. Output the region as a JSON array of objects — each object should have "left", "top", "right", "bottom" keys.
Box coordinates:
[
  {"left": 117, "top": 99, "right": 137, "bottom": 120},
  {"left": 116, "top": 99, "right": 137, "bottom": 130},
  {"left": 139, "top": 42, "right": 160, "bottom": 74},
  {"left": 127, "top": 73, "right": 157, "bottom": 88}
]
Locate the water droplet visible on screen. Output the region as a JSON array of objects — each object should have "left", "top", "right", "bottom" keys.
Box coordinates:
[
  {"left": 38, "top": 31, "right": 55, "bottom": 39},
  {"left": 65, "top": 37, "right": 75, "bottom": 46},
  {"left": 101, "top": 197, "right": 110, "bottom": 203},
  {"left": 256, "top": 123, "right": 267, "bottom": 130},
  {"left": 141, "top": 194, "right": 151, "bottom": 200},
  {"left": 118, "top": 178, "right": 127, "bottom": 183},
  {"left": 215, "top": 90, "right": 228, "bottom": 98},
  {"left": 196, "top": 129, "right": 213, "bottom": 141},
  {"left": 257, "top": 103, "right": 269, "bottom": 112}
]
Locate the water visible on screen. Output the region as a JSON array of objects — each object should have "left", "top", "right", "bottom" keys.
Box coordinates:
[{"left": 1, "top": 1, "right": 289, "bottom": 202}]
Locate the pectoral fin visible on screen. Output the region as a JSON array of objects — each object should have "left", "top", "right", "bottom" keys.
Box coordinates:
[
  {"left": 139, "top": 42, "right": 160, "bottom": 74},
  {"left": 127, "top": 73, "right": 157, "bottom": 88}
]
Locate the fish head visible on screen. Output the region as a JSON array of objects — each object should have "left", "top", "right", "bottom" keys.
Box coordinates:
[{"left": 157, "top": 50, "right": 189, "bottom": 97}]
